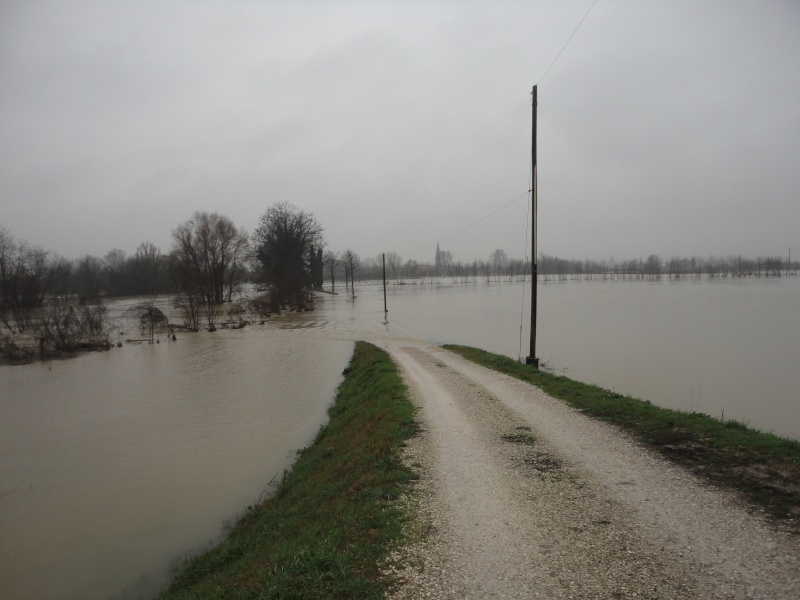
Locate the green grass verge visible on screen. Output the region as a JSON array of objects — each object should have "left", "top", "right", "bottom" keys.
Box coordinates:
[
  {"left": 444, "top": 344, "right": 800, "bottom": 529},
  {"left": 159, "top": 341, "right": 418, "bottom": 599}
]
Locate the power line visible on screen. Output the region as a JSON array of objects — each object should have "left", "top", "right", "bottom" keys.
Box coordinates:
[
  {"left": 405, "top": 190, "right": 530, "bottom": 257},
  {"left": 440, "top": 190, "right": 530, "bottom": 245},
  {"left": 404, "top": 2, "right": 600, "bottom": 263},
  {"left": 537, "top": 0, "right": 600, "bottom": 86}
]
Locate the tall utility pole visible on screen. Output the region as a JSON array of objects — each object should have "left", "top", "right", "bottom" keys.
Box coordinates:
[{"left": 526, "top": 85, "right": 540, "bottom": 368}]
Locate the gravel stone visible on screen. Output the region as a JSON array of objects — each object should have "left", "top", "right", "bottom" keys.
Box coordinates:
[{"left": 383, "top": 344, "right": 800, "bottom": 599}]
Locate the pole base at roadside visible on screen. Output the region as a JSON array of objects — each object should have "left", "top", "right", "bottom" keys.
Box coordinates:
[{"left": 525, "top": 356, "right": 539, "bottom": 368}]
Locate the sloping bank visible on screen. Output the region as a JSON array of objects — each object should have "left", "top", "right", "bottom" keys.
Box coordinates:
[
  {"left": 160, "top": 342, "right": 799, "bottom": 598},
  {"left": 159, "top": 341, "right": 418, "bottom": 599}
]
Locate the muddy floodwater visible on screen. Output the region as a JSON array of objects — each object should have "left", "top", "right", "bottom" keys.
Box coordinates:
[
  {"left": 368, "top": 277, "right": 800, "bottom": 439},
  {"left": 0, "top": 324, "right": 353, "bottom": 600},
  {"left": 1, "top": 276, "right": 798, "bottom": 599}
]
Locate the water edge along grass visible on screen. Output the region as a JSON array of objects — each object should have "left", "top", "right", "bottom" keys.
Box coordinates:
[
  {"left": 445, "top": 344, "right": 800, "bottom": 530},
  {"left": 159, "top": 341, "right": 418, "bottom": 599}
]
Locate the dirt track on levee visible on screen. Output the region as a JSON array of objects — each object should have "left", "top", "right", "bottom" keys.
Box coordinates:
[{"left": 384, "top": 344, "right": 800, "bottom": 599}]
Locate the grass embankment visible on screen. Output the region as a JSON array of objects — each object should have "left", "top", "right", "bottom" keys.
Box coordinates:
[
  {"left": 160, "top": 341, "right": 418, "bottom": 599},
  {"left": 445, "top": 344, "right": 800, "bottom": 530}
]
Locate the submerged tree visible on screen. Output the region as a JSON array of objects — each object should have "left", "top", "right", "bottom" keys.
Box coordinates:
[
  {"left": 170, "top": 212, "right": 249, "bottom": 330},
  {"left": 342, "top": 249, "right": 359, "bottom": 298},
  {"left": 252, "top": 202, "right": 323, "bottom": 311},
  {"left": 323, "top": 250, "right": 338, "bottom": 292}
]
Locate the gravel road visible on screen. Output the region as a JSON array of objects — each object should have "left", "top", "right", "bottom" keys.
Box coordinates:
[{"left": 384, "top": 344, "right": 800, "bottom": 599}]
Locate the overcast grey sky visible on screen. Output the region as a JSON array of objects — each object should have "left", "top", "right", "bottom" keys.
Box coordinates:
[{"left": 1, "top": 0, "right": 798, "bottom": 264}]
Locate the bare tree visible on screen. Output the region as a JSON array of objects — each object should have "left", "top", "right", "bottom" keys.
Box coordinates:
[
  {"left": 170, "top": 264, "right": 203, "bottom": 332},
  {"left": 490, "top": 249, "right": 509, "bottom": 281},
  {"left": 439, "top": 249, "right": 453, "bottom": 277},
  {"left": 130, "top": 242, "right": 163, "bottom": 295},
  {"left": 0, "top": 229, "right": 57, "bottom": 333},
  {"left": 404, "top": 259, "right": 420, "bottom": 282},
  {"left": 323, "top": 250, "right": 338, "bottom": 292},
  {"left": 75, "top": 255, "right": 104, "bottom": 302},
  {"left": 644, "top": 254, "right": 662, "bottom": 279},
  {"left": 384, "top": 251, "right": 402, "bottom": 282},
  {"left": 103, "top": 248, "right": 126, "bottom": 296},
  {"left": 170, "top": 212, "right": 248, "bottom": 330},
  {"left": 224, "top": 228, "right": 250, "bottom": 302},
  {"left": 342, "top": 249, "right": 359, "bottom": 298}
]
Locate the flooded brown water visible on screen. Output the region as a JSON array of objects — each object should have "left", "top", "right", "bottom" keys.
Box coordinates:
[
  {"left": 365, "top": 277, "right": 800, "bottom": 439},
  {"left": 1, "top": 277, "right": 798, "bottom": 598},
  {"left": 0, "top": 323, "right": 353, "bottom": 599}
]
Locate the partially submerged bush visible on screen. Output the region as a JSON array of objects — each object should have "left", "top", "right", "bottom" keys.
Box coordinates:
[
  {"left": 0, "top": 298, "right": 111, "bottom": 362},
  {"left": 39, "top": 300, "right": 109, "bottom": 353},
  {"left": 124, "top": 301, "right": 170, "bottom": 342},
  {"left": 1, "top": 333, "right": 36, "bottom": 363},
  {"left": 250, "top": 293, "right": 276, "bottom": 318},
  {"left": 226, "top": 299, "right": 249, "bottom": 326}
]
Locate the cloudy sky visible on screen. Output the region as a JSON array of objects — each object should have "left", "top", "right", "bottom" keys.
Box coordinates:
[{"left": 1, "top": 0, "right": 798, "bottom": 264}]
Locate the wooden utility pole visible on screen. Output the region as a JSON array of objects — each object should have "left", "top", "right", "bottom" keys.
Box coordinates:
[
  {"left": 350, "top": 255, "right": 355, "bottom": 300},
  {"left": 526, "top": 85, "right": 540, "bottom": 368},
  {"left": 382, "top": 253, "right": 388, "bottom": 313}
]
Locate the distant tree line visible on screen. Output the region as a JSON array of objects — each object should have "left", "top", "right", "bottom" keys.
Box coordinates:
[
  {"left": 3, "top": 207, "right": 796, "bottom": 361},
  {"left": 1, "top": 227, "right": 174, "bottom": 320},
  {"left": 318, "top": 247, "right": 797, "bottom": 288},
  {"left": 536, "top": 253, "right": 795, "bottom": 281}
]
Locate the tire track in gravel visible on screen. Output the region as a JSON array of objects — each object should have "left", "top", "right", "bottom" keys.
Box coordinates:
[{"left": 386, "top": 344, "right": 800, "bottom": 599}]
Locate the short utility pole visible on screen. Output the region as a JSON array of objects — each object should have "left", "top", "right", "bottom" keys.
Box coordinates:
[
  {"left": 526, "top": 85, "right": 540, "bottom": 368},
  {"left": 382, "top": 253, "right": 388, "bottom": 314}
]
